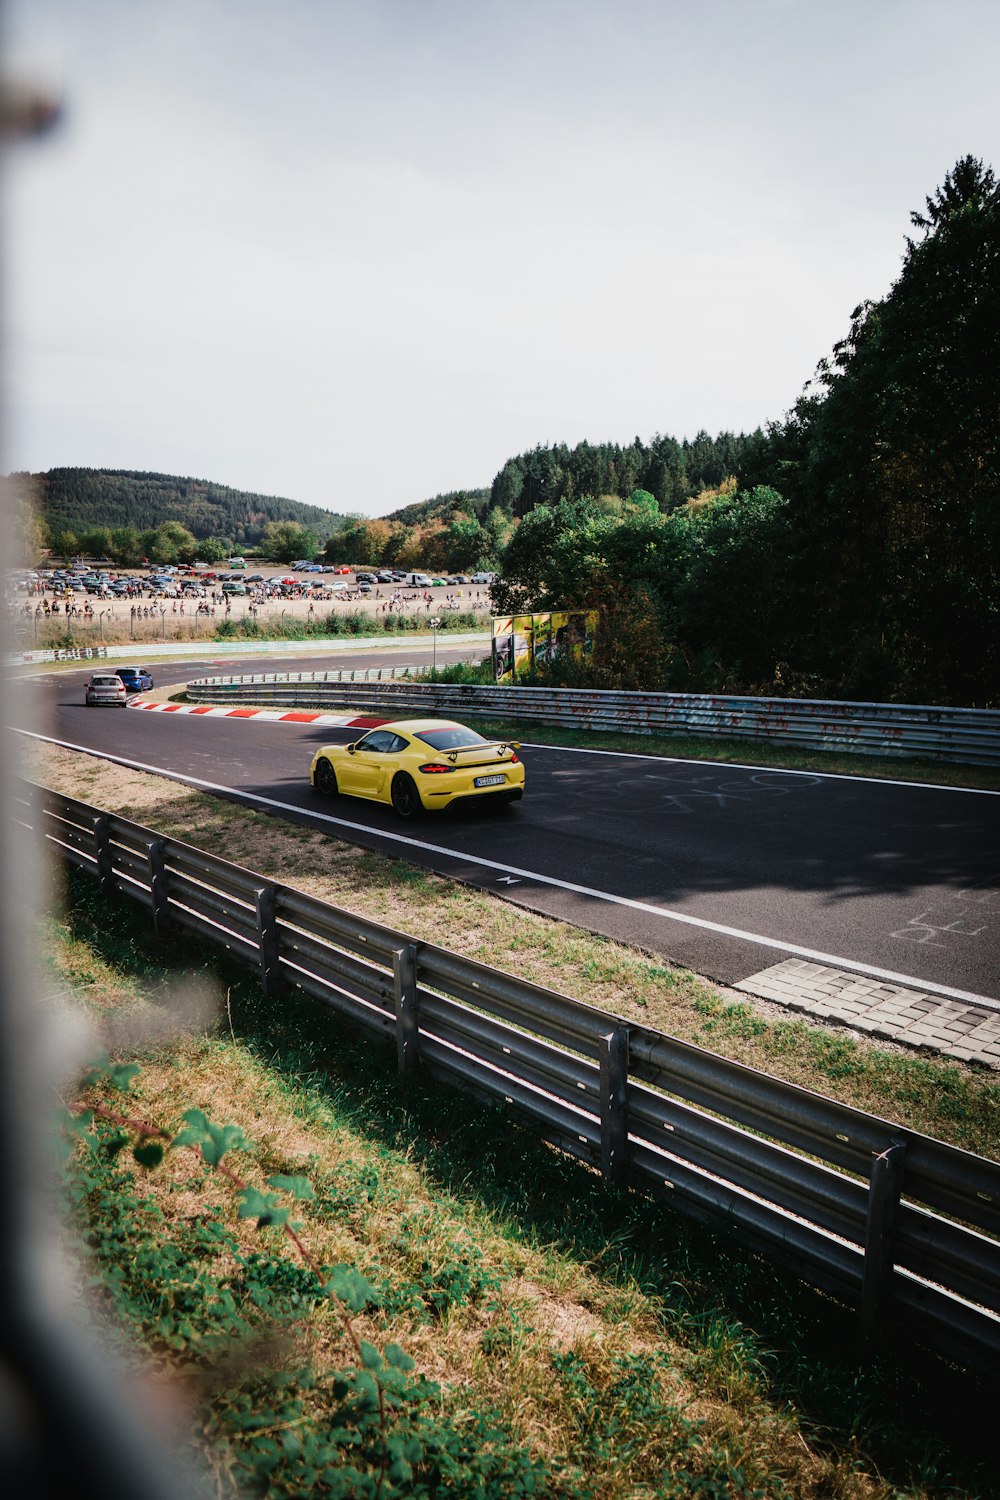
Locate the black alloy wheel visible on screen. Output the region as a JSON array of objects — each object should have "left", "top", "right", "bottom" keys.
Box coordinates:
[
  {"left": 390, "top": 772, "right": 420, "bottom": 818},
  {"left": 314, "top": 758, "right": 339, "bottom": 796}
]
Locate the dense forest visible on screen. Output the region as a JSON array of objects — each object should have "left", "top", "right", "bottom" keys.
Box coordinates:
[
  {"left": 491, "top": 157, "right": 1000, "bottom": 707},
  {"left": 15, "top": 468, "right": 350, "bottom": 549},
  {"left": 491, "top": 431, "right": 755, "bottom": 517}
]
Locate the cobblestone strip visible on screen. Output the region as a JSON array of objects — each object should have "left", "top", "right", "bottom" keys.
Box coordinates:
[{"left": 736, "top": 958, "right": 1000, "bottom": 1068}]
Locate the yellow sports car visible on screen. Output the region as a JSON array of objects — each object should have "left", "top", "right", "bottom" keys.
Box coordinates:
[{"left": 309, "top": 718, "right": 524, "bottom": 817}]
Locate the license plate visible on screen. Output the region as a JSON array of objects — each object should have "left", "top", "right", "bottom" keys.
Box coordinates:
[{"left": 475, "top": 773, "right": 505, "bottom": 788}]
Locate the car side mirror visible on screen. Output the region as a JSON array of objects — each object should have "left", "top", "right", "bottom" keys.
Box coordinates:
[{"left": 347, "top": 743, "right": 356, "bottom": 755}]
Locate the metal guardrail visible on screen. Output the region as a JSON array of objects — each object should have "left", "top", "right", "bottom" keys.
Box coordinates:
[
  {"left": 19, "top": 780, "right": 1000, "bottom": 1375},
  {"left": 187, "top": 664, "right": 420, "bottom": 684},
  {"left": 186, "top": 676, "right": 1000, "bottom": 767}
]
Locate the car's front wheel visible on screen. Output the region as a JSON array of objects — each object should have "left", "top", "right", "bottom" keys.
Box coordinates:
[
  {"left": 390, "top": 772, "right": 421, "bottom": 818},
  {"left": 313, "top": 758, "right": 339, "bottom": 796}
]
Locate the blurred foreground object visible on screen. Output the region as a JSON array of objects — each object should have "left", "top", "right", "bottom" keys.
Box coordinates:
[
  {"left": 1, "top": 75, "right": 61, "bottom": 137},
  {"left": 0, "top": 61, "right": 202, "bottom": 1500}
]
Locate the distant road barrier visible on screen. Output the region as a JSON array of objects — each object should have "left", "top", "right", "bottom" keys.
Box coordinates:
[
  {"left": 6, "top": 630, "right": 489, "bottom": 669},
  {"left": 21, "top": 778, "right": 1000, "bottom": 1375},
  {"left": 186, "top": 675, "right": 1000, "bottom": 767}
]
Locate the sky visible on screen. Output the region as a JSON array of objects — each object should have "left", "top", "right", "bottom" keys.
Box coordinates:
[{"left": 4, "top": 0, "right": 998, "bottom": 519}]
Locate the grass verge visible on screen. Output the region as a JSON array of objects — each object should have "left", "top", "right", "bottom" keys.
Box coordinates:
[{"left": 48, "top": 873, "right": 995, "bottom": 1498}]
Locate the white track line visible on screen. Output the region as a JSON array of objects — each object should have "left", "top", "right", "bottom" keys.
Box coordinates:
[
  {"left": 18, "top": 729, "right": 999, "bottom": 1010},
  {"left": 514, "top": 741, "right": 1000, "bottom": 795}
]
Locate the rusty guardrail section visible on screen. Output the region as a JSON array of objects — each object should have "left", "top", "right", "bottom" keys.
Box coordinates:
[
  {"left": 21, "top": 780, "right": 1000, "bottom": 1375},
  {"left": 186, "top": 676, "right": 1000, "bottom": 767}
]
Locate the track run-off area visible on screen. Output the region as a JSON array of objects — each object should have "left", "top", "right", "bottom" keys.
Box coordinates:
[{"left": 11, "top": 643, "right": 1000, "bottom": 1017}]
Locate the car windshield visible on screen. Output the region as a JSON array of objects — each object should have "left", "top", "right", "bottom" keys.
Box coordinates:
[{"left": 414, "top": 726, "right": 489, "bottom": 752}]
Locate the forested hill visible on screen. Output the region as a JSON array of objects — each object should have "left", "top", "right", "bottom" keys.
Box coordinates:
[
  {"left": 18, "top": 468, "right": 350, "bottom": 546},
  {"left": 383, "top": 487, "right": 491, "bottom": 527}
]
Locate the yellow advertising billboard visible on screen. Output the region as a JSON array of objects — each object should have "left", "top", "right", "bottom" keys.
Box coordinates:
[
  {"left": 491, "top": 615, "right": 513, "bottom": 682},
  {"left": 512, "top": 615, "right": 533, "bottom": 678},
  {"left": 491, "top": 610, "right": 597, "bottom": 681}
]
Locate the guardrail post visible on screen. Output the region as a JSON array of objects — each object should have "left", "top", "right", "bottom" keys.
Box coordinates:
[
  {"left": 255, "top": 885, "right": 282, "bottom": 999},
  {"left": 146, "top": 838, "right": 170, "bottom": 933},
  {"left": 393, "top": 944, "right": 419, "bottom": 1080},
  {"left": 860, "top": 1141, "right": 907, "bottom": 1335},
  {"left": 600, "top": 1027, "right": 629, "bottom": 1183},
  {"left": 92, "top": 813, "right": 114, "bottom": 895}
]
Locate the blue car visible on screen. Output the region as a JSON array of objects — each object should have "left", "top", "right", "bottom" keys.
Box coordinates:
[{"left": 116, "top": 666, "right": 154, "bottom": 693}]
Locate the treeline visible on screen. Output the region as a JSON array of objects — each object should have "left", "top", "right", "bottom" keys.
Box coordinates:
[
  {"left": 319, "top": 434, "right": 755, "bottom": 573},
  {"left": 491, "top": 431, "right": 755, "bottom": 517},
  {"left": 17, "top": 468, "right": 350, "bottom": 550},
  {"left": 494, "top": 157, "right": 1000, "bottom": 707}
]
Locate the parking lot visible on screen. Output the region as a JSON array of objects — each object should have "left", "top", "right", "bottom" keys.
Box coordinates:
[{"left": 7, "top": 562, "right": 495, "bottom": 648}]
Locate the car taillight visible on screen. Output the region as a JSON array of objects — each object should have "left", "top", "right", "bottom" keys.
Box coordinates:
[
  {"left": 419, "top": 762, "right": 454, "bottom": 774},
  {"left": 507, "top": 752, "right": 520, "bottom": 764}
]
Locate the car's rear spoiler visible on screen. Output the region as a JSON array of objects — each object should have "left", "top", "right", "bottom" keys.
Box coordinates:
[{"left": 445, "top": 740, "right": 520, "bottom": 763}]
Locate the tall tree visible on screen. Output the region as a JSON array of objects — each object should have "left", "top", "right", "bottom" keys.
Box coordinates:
[
  {"left": 742, "top": 155, "right": 999, "bottom": 702},
  {"left": 261, "top": 521, "right": 318, "bottom": 563}
]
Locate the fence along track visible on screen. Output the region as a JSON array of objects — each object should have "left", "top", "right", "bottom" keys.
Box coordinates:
[
  {"left": 185, "top": 676, "right": 1000, "bottom": 767},
  {"left": 22, "top": 780, "right": 1000, "bottom": 1375}
]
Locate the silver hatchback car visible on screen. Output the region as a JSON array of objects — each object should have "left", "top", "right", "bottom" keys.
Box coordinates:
[{"left": 85, "top": 673, "right": 128, "bottom": 707}]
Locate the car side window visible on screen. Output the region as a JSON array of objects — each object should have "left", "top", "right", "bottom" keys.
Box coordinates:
[
  {"left": 383, "top": 733, "right": 409, "bottom": 753},
  {"left": 357, "top": 730, "right": 394, "bottom": 753}
]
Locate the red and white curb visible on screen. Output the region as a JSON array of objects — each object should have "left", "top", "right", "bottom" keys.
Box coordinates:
[{"left": 128, "top": 698, "right": 388, "bottom": 728}]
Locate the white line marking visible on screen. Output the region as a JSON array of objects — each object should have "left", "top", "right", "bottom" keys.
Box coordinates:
[
  {"left": 18, "top": 728, "right": 999, "bottom": 1010},
  {"left": 514, "top": 741, "right": 1000, "bottom": 796}
]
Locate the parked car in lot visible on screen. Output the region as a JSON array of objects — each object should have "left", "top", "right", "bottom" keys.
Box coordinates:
[
  {"left": 115, "top": 666, "right": 154, "bottom": 692},
  {"left": 85, "top": 673, "right": 128, "bottom": 707},
  {"left": 310, "top": 718, "right": 524, "bottom": 818}
]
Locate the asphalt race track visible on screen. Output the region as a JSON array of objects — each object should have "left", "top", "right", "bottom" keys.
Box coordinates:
[{"left": 12, "top": 647, "right": 1000, "bottom": 1007}]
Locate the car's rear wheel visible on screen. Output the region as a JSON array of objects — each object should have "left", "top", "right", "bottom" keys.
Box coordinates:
[
  {"left": 391, "top": 772, "right": 421, "bottom": 818},
  {"left": 314, "top": 758, "right": 339, "bottom": 796}
]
